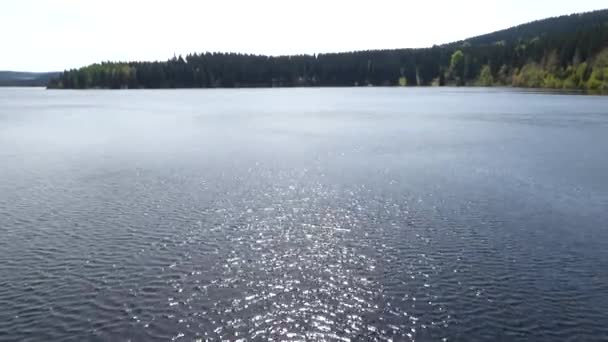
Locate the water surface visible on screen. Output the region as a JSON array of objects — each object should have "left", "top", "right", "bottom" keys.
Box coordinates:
[{"left": 1, "top": 87, "right": 607, "bottom": 341}]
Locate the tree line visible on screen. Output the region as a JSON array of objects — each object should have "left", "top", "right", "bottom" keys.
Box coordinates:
[{"left": 48, "top": 9, "right": 608, "bottom": 92}]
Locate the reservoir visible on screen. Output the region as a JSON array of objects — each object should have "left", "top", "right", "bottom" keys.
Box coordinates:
[{"left": 1, "top": 87, "right": 607, "bottom": 341}]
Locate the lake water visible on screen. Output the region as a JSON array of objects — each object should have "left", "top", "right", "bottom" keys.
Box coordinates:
[{"left": 0, "top": 87, "right": 607, "bottom": 341}]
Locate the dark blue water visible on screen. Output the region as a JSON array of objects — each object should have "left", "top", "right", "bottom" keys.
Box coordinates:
[{"left": 1, "top": 87, "right": 607, "bottom": 341}]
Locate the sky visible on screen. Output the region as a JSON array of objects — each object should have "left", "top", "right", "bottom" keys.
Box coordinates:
[{"left": 1, "top": 0, "right": 607, "bottom": 72}]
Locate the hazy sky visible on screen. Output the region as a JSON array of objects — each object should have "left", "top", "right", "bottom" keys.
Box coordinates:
[{"left": 1, "top": 0, "right": 606, "bottom": 71}]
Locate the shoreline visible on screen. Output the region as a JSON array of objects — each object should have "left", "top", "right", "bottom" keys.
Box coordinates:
[{"left": 37, "top": 85, "right": 604, "bottom": 95}]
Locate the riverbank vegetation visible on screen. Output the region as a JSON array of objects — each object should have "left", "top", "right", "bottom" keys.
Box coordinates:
[{"left": 49, "top": 9, "right": 608, "bottom": 92}]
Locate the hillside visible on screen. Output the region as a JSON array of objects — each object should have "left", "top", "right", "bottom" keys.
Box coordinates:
[
  {"left": 0, "top": 71, "right": 60, "bottom": 87},
  {"left": 49, "top": 9, "right": 608, "bottom": 91},
  {"left": 452, "top": 10, "right": 608, "bottom": 47}
]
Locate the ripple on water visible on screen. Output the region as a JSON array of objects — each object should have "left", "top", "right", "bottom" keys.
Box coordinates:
[{"left": 2, "top": 96, "right": 608, "bottom": 342}]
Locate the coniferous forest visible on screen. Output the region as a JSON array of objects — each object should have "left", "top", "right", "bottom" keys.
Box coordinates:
[{"left": 49, "top": 9, "right": 608, "bottom": 91}]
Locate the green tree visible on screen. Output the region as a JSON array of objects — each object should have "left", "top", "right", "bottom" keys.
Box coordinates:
[
  {"left": 586, "top": 48, "right": 608, "bottom": 91},
  {"left": 513, "top": 64, "right": 544, "bottom": 88},
  {"left": 450, "top": 50, "right": 465, "bottom": 85},
  {"left": 477, "top": 65, "right": 494, "bottom": 86}
]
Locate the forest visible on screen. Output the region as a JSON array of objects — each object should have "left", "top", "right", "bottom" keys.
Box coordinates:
[{"left": 48, "top": 9, "right": 608, "bottom": 91}]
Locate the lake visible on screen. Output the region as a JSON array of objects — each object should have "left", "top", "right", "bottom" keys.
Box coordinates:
[{"left": 0, "top": 87, "right": 607, "bottom": 341}]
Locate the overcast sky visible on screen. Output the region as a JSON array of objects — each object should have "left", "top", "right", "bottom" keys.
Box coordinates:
[{"left": 1, "top": 0, "right": 606, "bottom": 71}]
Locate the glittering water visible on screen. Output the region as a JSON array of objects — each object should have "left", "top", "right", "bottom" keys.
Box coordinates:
[{"left": 1, "top": 87, "right": 607, "bottom": 341}]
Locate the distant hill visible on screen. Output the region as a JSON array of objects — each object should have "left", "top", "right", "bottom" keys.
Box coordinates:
[
  {"left": 451, "top": 10, "right": 608, "bottom": 48},
  {"left": 50, "top": 9, "right": 608, "bottom": 91},
  {"left": 0, "top": 71, "right": 60, "bottom": 87}
]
